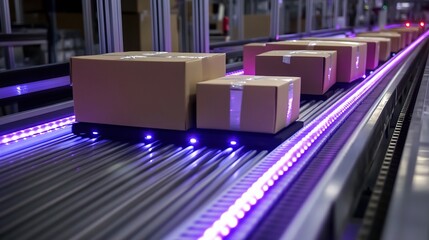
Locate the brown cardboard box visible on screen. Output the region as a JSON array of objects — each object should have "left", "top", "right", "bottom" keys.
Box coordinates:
[
  {"left": 381, "top": 30, "right": 408, "bottom": 48},
  {"left": 389, "top": 27, "right": 420, "bottom": 42},
  {"left": 244, "top": 15, "right": 271, "bottom": 39},
  {"left": 197, "top": 75, "right": 301, "bottom": 133},
  {"left": 255, "top": 50, "right": 337, "bottom": 95},
  {"left": 71, "top": 55, "right": 203, "bottom": 130},
  {"left": 353, "top": 37, "right": 391, "bottom": 62},
  {"left": 121, "top": 0, "right": 176, "bottom": 13},
  {"left": 266, "top": 40, "right": 366, "bottom": 83},
  {"left": 104, "top": 51, "right": 226, "bottom": 81},
  {"left": 304, "top": 37, "right": 379, "bottom": 70},
  {"left": 243, "top": 43, "right": 267, "bottom": 75},
  {"left": 358, "top": 32, "right": 401, "bottom": 52},
  {"left": 122, "top": 12, "right": 179, "bottom": 51}
]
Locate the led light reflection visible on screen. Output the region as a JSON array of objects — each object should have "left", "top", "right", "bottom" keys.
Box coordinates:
[{"left": 1, "top": 116, "right": 76, "bottom": 145}]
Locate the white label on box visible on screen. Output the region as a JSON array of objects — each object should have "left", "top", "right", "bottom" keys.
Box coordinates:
[{"left": 283, "top": 55, "right": 291, "bottom": 64}]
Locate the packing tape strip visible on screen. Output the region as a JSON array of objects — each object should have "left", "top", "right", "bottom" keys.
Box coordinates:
[
  {"left": 229, "top": 81, "right": 246, "bottom": 130},
  {"left": 283, "top": 50, "right": 325, "bottom": 64},
  {"left": 307, "top": 42, "right": 317, "bottom": 50},
  {"left": 286, "top": 82, "right": 294, "bottom": 126},
  {"left": 356, "top": 45, "right": 360, "bottom": 70},
  {"left": 229, "top": 77, "right": 263, "bottom": 130}
]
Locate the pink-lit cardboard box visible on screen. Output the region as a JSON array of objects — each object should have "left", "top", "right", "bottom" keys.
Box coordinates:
[
  {"left": 358, "top": 32, "right": 401, "bottom": 52},
  {"left": 71, "top": 54, "right": 225, "bottom": 131},
  {"left": 304, "top": 37, "right": 379, "bottom": 70},
  {"left": 197, "top": 75, "right": 301, "bottom": 134},
  {"left": 266, "top": 40, "right": 366, "bottom": 83},
  {"left": 243, "top": 43, "right": 267, "bottom": 75},
  {"left": 255, "top": 50, "right": 337, "bottom": 95},
  {"left": 351, "top": 37, "right": 391, "bottom": 62}
]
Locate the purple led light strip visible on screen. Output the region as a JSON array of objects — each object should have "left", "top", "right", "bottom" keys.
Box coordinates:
[
  {"left": 225, "top": 69, "right": 244, "bottom": 76},
  {"left": 197, "top": 32, "right": 429, "bottom": 240},
  {"left": 0, "top": 116, "right": 76, "bottom": 145}
]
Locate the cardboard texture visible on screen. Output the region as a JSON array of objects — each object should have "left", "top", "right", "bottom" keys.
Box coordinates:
[
  {"left": 104, "top": 51, "right": 226, "bottom": 81},
  {"left": 121, "top": 0, "right": 176, "bottom": 13},
  {"left": 243, "top": 43, "right": 267, "bottom": 75},
  {"left": 358, "top": 32, "right": 401, "bottom": 52},
  {"left": 244, "top": 15, "right": 271, "bottom": 39},
  {"left": 197, "top": 75, "right": 301, "bottom": 134},
  {"left": 122, "top": 12, "right": 179, "bottom": 51},
  {"left": 304, "top": 37, "right": 379, "bottom": 70},
  {"left": 266, "top": 40, "right": 366, "bottom": 83},
  {"left": 389, "top": 27, "right": 420, "bottom": 42},
  {"left": 71, "top": 55, "right": 204, "bottom": 130},
  {"left": 352, "top": 37, "right": 391, "bottom": 62},
  {"left": 381, "top": 30, "right": 408, "bottom": 48},
  {"left": 255, "top": 50, "right": 337, "bottom": 95}
]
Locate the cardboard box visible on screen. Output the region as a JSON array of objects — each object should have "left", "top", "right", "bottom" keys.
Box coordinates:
[
  {"left": 353, "top": 37, "right": 391, "bottom": 62},
  {"left": 304, "top": 37, "right": 379, "bottom": 70},
  {"left": 122, "top": 12, "right": 179, "bottom": 51},
  {"left": 266, "top": 40, "right": 366, "bottom": 83},
  {"left": 255, "top": 50, "right": 336, "bottom": 95},
  {"left": 381, "top": 30, "right": 408, "bottom": 48},
  {"left": 244, "top": 15, "right": 271, "bottom": 39},
  {"left": 389, "top": 27, "right": 420, "bottom": 42},
  {"left": 71, "top": 55, "right": 204, "bottom": 130},
  {"left": 121, "top": 0, "right": 176, "bottom": 13},
  {"left": 358, "top": 32, "right": 401, "bottom": 52},
  {"left": 243, "top": 43, "right": 267, "bottom": 75},
  {"left": 104, "top": 51, "right": 226, "bottom": 81},
  {"left": 197, "top": 75, "right": 301, "bottom": 133}
]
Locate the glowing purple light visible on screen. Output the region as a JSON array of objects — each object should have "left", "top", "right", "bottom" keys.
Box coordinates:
[
  {"left": 362, "top": 74, "right": 367, "bottom": 79},
  {"left": 230, "top": 140, "right": 237, "bottom": 146},
  {"left": 92, "top": 131, "right": 99, "bottom": 135},
  {"left": 145, "top": 135, "right": 152, "bottom": 140},
  {"left": 226, "top": 69, "right": 244, "bottom": 76},
  {"left": 189, "top": 138, "right": 198, "bottom": 144},
  {"left": 0, "top": 116, "right": 76, "bottom": 145},
  {"left": 197, "top": 30, "right": 429, "bottom": 240}
]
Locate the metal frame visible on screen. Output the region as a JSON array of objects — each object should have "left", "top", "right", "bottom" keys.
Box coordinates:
[
  {"left": 382, "top": 43, "right": 429, "bottom": 240},
  {"left": 96, "top": 0, "right": 123, "bottom": 53},
  {"left": 237, "top": 0, "right": 244, "bottom": 39},
  {"left": 0, "top": 0, "right": 16, "bottom": 69},
  {"left": 297, "top": 0, "right": 303, "bottom": 32},
  {"left": 192, "top": 0, "right": 209, "bottom": 53},
  {"left": 82, "top": 0, "right": 95, "bottom": 55},
  {"left": 305, "top": 0, "right": 314, "bottom": 32},
  {"left": 150, "top": 0, "right": 172, "bottom": 51},
  {"left": 270, "top": 0, "right": 280, "bottom": 40}
]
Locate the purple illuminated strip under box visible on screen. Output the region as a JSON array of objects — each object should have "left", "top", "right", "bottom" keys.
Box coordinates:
[
  {"left": 0, "top": 116, "right": 76, "bottom": 145},
  {"left": 196, "top": 31, "right": 429, "bottom": 240}
]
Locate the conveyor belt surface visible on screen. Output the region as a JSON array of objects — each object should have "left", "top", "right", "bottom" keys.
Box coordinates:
[{"left": 0, "top": 133, "right": 267, "bottom": 239}]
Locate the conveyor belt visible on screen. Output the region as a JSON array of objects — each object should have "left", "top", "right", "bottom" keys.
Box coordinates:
[{"left": 0, "top": 133, "right": 267, "bottom": 239}]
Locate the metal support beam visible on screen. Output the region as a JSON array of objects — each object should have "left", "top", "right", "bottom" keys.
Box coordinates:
[
  {"left": 13, "top": 0, "right": 23, "bottom": 24},
  {"left": 297, "top": 0, "right": 302, "bottom": 32},
  {"left": 305, "top": 0, "right": 313, "bottom": 32},
  {"left": 237, "top": 0, "right": 244, "bottom": 39},
  {"left": 334, "top": 0, "right": 339, "bottom": 29},
  {"left": 270, "top": 0, "right": 280, "bottom": 40},
  {"left": 343, "top": 0, "right": 348, "bottom": 26},
  {"left": 151, "top": 0, "right": 172, "bottom": 51},
  {"left": 82, "top": 0, "right": 95, "bottom": 55},
  {"left": 322, "top": 0, "right": 327, "bottom": 28},
  {"left": 192, "top": 0, "right": 209, "bottom": 53},
  {"left": 96, "top": 0, "right": 123, "bottom": 54},
  {"left": 0, "top": 0, "right": 15, "bottom": 69},
  {"left": 178, "top": 0, "right": 189, "bottom": 52}
]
